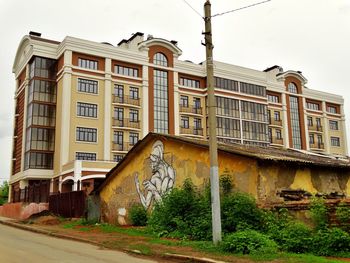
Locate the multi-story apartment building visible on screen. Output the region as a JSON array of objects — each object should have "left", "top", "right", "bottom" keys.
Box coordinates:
[{"left": 9, "top": 31, "right": 347, "bottom": 199}]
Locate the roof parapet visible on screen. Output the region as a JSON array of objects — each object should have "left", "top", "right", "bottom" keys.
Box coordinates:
[{"left": 118, "top": 32, "right": 144, "bottom": 50}]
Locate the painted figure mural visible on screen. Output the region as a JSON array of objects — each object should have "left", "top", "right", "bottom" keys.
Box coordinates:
[{"left": 134, "top": 140, "right": 175, "bottom": 210}]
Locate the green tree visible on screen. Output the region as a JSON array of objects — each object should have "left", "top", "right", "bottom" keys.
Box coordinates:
[{"left": 0, "top": 181, "right": 9, "bottom": 205}]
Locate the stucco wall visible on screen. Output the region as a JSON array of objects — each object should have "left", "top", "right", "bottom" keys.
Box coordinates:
[
  {"left": 257, "top": 162, "right": 350, "bottom": 203},
  {"left": 100, "top": 138, "right": 350, "bottom": 225},
  {"left": 0, "top": 202, "right": 48, "bottom": 220}
]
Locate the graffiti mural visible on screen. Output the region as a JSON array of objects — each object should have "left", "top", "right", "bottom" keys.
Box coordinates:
[{"left": 134, "top": 140, "right": 175, "bottom": 210}]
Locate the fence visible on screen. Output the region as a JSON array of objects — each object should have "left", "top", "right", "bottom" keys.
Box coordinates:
[
  {"left": 12, "top": 181, "right": 50, "bottom": 203},
  {"left": 49, "top": 191, "right": 86, "bottom": 218}
]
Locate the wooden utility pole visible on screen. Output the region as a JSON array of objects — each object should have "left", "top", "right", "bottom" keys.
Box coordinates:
[{"left": 204, "top": 0, "right": 222, "bottom": 244}]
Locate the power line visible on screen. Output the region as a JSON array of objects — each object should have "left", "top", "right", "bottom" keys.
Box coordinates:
[
  {"left": 182, "top": 0, "right": 203, "bottom": 18},
  {"left": 211, "top": 0, "right": 272, "bottom": 18}
]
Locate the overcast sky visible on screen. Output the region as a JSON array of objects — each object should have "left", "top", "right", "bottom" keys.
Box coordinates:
[{"left": 0, "top": 0, "right": 349, "bottom": 184}]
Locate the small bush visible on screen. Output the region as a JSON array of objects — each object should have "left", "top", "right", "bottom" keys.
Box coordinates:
[
  {"left": 220, "top": 175, "right": 233, "bottom": 196},
  {"left": 262, "top": 208, "right": 291, "bottom": 238},
  {"left": 221, "top": 192, "right": 263, "bottom": 233},
  {"left": 148, "top": 179, "right": 211, "bottom": 240},
  {"left": 221, "top": 230, "right": 278, "bottom": 255},
  {"left": 279, "top": 222, "right": 312, "bottom": 253},
  {"left": 310, "top": 197, "right": 328, "bottom": 230},
  {"left": 129, "top": 204, "right": 148, "bottom": 226},
  {"left": 336, "top": 202, "right": 350, "bottom": 231},
  {"left": 312, "top": 227, "right": 350, "bottom": 256}
]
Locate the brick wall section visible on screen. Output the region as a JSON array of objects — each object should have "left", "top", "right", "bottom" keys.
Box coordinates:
[
  {"left": 13, "top": 89, "right": 25, "bottom": 174},
  {"left": 18, "top": 69, "right": 26, "bottom": 86}
]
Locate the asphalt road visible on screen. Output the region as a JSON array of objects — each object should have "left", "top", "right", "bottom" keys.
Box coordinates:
[{"left": 0, "top": 223, "right": 157, "bottom": 263}]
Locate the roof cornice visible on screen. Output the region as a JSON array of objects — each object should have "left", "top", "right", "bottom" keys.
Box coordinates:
[{"left": 138, "top": 38, "right": 182, "bottom": 57}]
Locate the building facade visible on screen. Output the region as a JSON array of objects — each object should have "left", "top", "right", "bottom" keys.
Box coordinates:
[{"left": 10, "top": 31, "right": 348, "bottom": 199}]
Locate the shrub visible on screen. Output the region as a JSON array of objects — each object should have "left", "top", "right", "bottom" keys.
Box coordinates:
[
  {"left": 310, "top": 196, "right": 328, "bottom": 230},
  {"left": 221, "top": 230, "right": 278, "bottom": 255},
  {"left": 129, "top": 204, "right": 148, "bottom": 226},
  {"left": 220, "top": 175, "right": 233, "bottom": 196},
  {"left": 261, "top": 208, "right": 291, "bottom": 237},
  {"left": 336, "top": 202, "right": 350, "bottom": 231},
  {"left": 312, "top": 228, "right": 350, "bottom": 256},
  {"left": 221, "top": 192, "right": 263, "bottom": 233},
  {"left": 148, "top": 179, "right": 211, "bottom": 240},
  {"left": 279, "top": 222, "right": 312, "bottom": 253}
]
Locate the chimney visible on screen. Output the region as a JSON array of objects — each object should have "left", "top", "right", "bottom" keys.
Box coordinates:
[{"left": 29, "top": 31, "right": 41, "bottom": 37}]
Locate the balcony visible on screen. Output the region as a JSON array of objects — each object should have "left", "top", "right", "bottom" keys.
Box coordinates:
[
  {"left": 29, "top": 92, "right": 56, "bottom": 104},
  {"left": 270, "top": 137, "right": 283, "bottom": 145},
  {"left": 179, "top": 105, "right": 202, "bottom": 115},
  {"left": 269, "top": 119, "right": 282, "bottom": 126},
  {"left": 308, "top": 125, "right": 323, "bottom": 132},
  {"left": 112, "top": 142, "right": 134, "bottom": 152},
  {"left": 112, "top": 118, "right": 140, "bottom": 129},
  {"left": 29, "top": 116, "right": 56, "bottom": 128},
  {"left": 180, "top": 127, "right": 204, "bottom": 136},
  {"left": 310, "top": 142, "right": 325, "bottom": 150},
  {"left": 113, "top": 95, "right": 140, "bottom": 107}
]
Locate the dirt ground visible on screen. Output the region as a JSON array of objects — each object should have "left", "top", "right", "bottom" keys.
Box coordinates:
[
  {"left": 16, "top": 215, "right": 350, "bottom": 263},
  {"left": 19, "top": 215, "right": 255, "bottom": 263}
]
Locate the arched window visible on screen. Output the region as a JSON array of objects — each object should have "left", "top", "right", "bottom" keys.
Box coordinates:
[
  {"left": 153, "top": 53, "right": 168, "bottom": 67},
  {"left": 288, "top": 82, "right": 298, "bottom": 93}
]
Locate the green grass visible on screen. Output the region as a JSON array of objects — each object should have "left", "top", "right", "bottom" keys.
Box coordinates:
[
  {"left": 148, "top": 238, "right": 180, "bottom": 246},
  {"left": 62, "top": 220, "right": 82, "bottom": 229},
  {"left": 62, "top": 219, "right": 97, "bottom": 229},
  {"left": 267, "top": 253, "right": 346, "bottom": 263},
  {"left": 61, "top": 221, "right": 348, "bottom": 263},
  {"left": 98, "top": 224, "right": 154, "bottom": 237},
  {"left": 78, "top": 227, "right": 92, "bottom": 232},
  {"left": 128, "top": 244, "right": 152, "bottom": 255}
]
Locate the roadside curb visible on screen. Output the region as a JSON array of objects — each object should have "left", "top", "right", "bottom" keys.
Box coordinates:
[
  {"left": 0, "top": 219, "right": 226, "bottom": 263},
  {"left": 163, "top": 253, "right": 227, "bottom": 263}
]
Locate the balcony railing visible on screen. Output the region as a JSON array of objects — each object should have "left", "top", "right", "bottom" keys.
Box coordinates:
[
  {"left": 113, "top": 95, "right": 140, "bottom": 106},
  {"left": 112, "top": 118, "right": 140, "bottom": 129},
  {"left": 270, "top": 137, "right": 283, "bottom": 145},
  {"left": 308, "top": 125, "right": 323, "bottom": 132},
  {"left": 180, "top": 127, "right": 204, "bottom": 136},
  {"left": 179, "top": 105, "right": 202, "bottom": 115},
  {"left": 310, "top": 142, "right": 325, "bottom": 149},
  {"left": 269, "top": 119, "right": 282, "bottom": 126},
  {"left": 112, "top": 142, "right": 135, "bottom": 152}
]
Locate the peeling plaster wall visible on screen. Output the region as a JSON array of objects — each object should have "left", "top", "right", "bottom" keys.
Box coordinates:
[
  {"left": 257, "top": 162, "right": 350, "bottom": 203},
  {"left": 100, "top": 138, "right": 350, "bottom": 224}
]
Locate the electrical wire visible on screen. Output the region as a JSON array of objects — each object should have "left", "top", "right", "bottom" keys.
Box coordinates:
[
  {"left": 182, "top": 0, "right": 204, "bottom": 18},
  {"left": 211, "top": 0, "right": 271, "bottom": 18}
]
